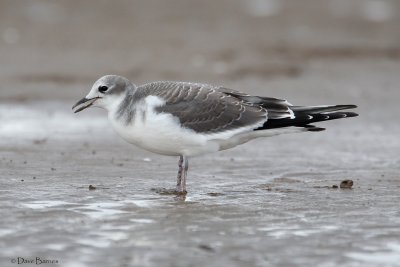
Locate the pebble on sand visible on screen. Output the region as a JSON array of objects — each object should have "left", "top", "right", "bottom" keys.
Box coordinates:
[{"left": 340, "top": 180, "right": 354, "bottom": 189}]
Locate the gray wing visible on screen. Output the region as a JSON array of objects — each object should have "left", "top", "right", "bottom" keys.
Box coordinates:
[
  {"left": 217, "top": 87, "right": 294, "bottom": 120},
  {"left": 141, "top": 82, "right": 268, "bottom": 134}
]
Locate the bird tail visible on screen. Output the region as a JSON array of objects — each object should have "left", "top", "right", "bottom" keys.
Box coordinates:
[{"left": 257, "top": 104, "right": 358, "bottom": 131}]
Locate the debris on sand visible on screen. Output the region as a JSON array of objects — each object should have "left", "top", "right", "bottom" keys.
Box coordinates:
[
  {"left": 313, "top": 180, "right": 354, "bottom": 189},
  {"left": 313, "top": 184, "right": 340, "bottom": 189},
  {"left": 88, "top": 185, "right": 96, "bottom": 190},
  {"left": 33, "top": 138, "right": 47, "bottom": 145},
  {"left": 207, "top": 192, "right": 225, "bottom": 197},
  {"left": 262, "top": 185, "right": 272, "bottom": 191},
  {"left": 198, "top": 244, "right": 215, "bottom": 252},
  {"left": 340, "top": 180, "right": 354, "bottom": 189},
  {"left": 151, "top": 187, "right": 187, "bottom": 196},
  {"left": 273, "top": 177, "right": 301, "bottom": 183},
  {"left": 258, "top": 178, "right": 303, "bottom": 192}
]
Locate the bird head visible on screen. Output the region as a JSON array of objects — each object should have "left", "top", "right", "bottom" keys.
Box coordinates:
[{"left": 72, "top": 75, "right": 134, "bottom": 113}]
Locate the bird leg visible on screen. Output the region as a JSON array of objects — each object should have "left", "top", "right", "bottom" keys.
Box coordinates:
[
  {"left": 176, "top": 155, "right": 183, "bottom": 189},
  {"left": 176, "top": 155, "right": 188, "bottom": 194}
]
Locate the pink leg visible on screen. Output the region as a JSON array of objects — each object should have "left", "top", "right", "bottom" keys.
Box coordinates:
[{"left": 176, "top": 156, "right": 188, "bottom": 194}]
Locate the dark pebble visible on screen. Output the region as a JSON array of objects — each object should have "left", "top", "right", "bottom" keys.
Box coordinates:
[
  {"left": 207, "top": 192, "right": 225, "bottom": 196},
  {"left": 340, "top": 180, "right": 354, "bottom": 189},
  {"left": 198, "top": 244, "right": 215, "bottom": 252}
]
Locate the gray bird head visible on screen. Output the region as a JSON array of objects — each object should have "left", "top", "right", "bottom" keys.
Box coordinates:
[{"left": 72, "top": 75, "right": 135, "bottom": 113}]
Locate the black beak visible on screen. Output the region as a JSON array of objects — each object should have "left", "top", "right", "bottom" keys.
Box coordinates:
[{"left": 72, "top": 97, "right": 99, "bottom": 113}]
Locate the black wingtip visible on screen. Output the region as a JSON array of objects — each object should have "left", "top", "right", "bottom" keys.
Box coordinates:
[
  {"left": 345, "top": 112, "right": 359, "bottom": 118},
  {"left": 338, "top": 104, "right": 357, "bottom": 109}
]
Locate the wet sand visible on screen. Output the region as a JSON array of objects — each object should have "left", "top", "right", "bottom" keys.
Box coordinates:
[{"left": 1, "top": 1, "right": 400, "bottom": 266}]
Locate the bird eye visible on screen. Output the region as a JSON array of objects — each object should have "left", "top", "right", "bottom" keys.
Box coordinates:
[{"left": 98, "top": 86, "right": 108, "bottom": 93}]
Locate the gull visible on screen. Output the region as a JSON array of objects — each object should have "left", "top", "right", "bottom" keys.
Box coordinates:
[{"left": 73, "top": 75, "right": 358, "bottom": 194}]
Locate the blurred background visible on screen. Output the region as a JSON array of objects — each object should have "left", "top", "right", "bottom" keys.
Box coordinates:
[
  {"left": 0, "top": 0, "right": 399, "bottom": 100},
  {"left": 1, "top": 1, "right": 400, "bottom": 267}
]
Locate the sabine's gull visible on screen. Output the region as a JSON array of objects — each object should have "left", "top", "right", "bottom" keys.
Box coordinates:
[{"left": 73, "top": 75, "right": 358, "bottom": 194}]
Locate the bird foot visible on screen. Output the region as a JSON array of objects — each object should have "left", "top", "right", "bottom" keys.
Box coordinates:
[{"left": 151, "top": 187, "right": 187, "bottom": 196}]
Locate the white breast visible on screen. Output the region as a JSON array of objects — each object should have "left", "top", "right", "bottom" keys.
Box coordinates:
[{"left": 108, "top": 96, "right": 220, "bottom": 156}]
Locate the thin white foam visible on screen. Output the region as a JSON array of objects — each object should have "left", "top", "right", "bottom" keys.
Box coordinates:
[
  {"left": 22, "top": 200, "right": 73, "bottom": 209},
  {"left": 129, "top": 218, "right": 155, "bottom": 224},
  {"left": 346, "top": 242, "right": 400, "bottom": 264},
  {"left": 76, "top": 202, "right": 127, "bottom": 220},
  {"left": 258, "top": 225, "right": 339, "bottom": 238}
]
